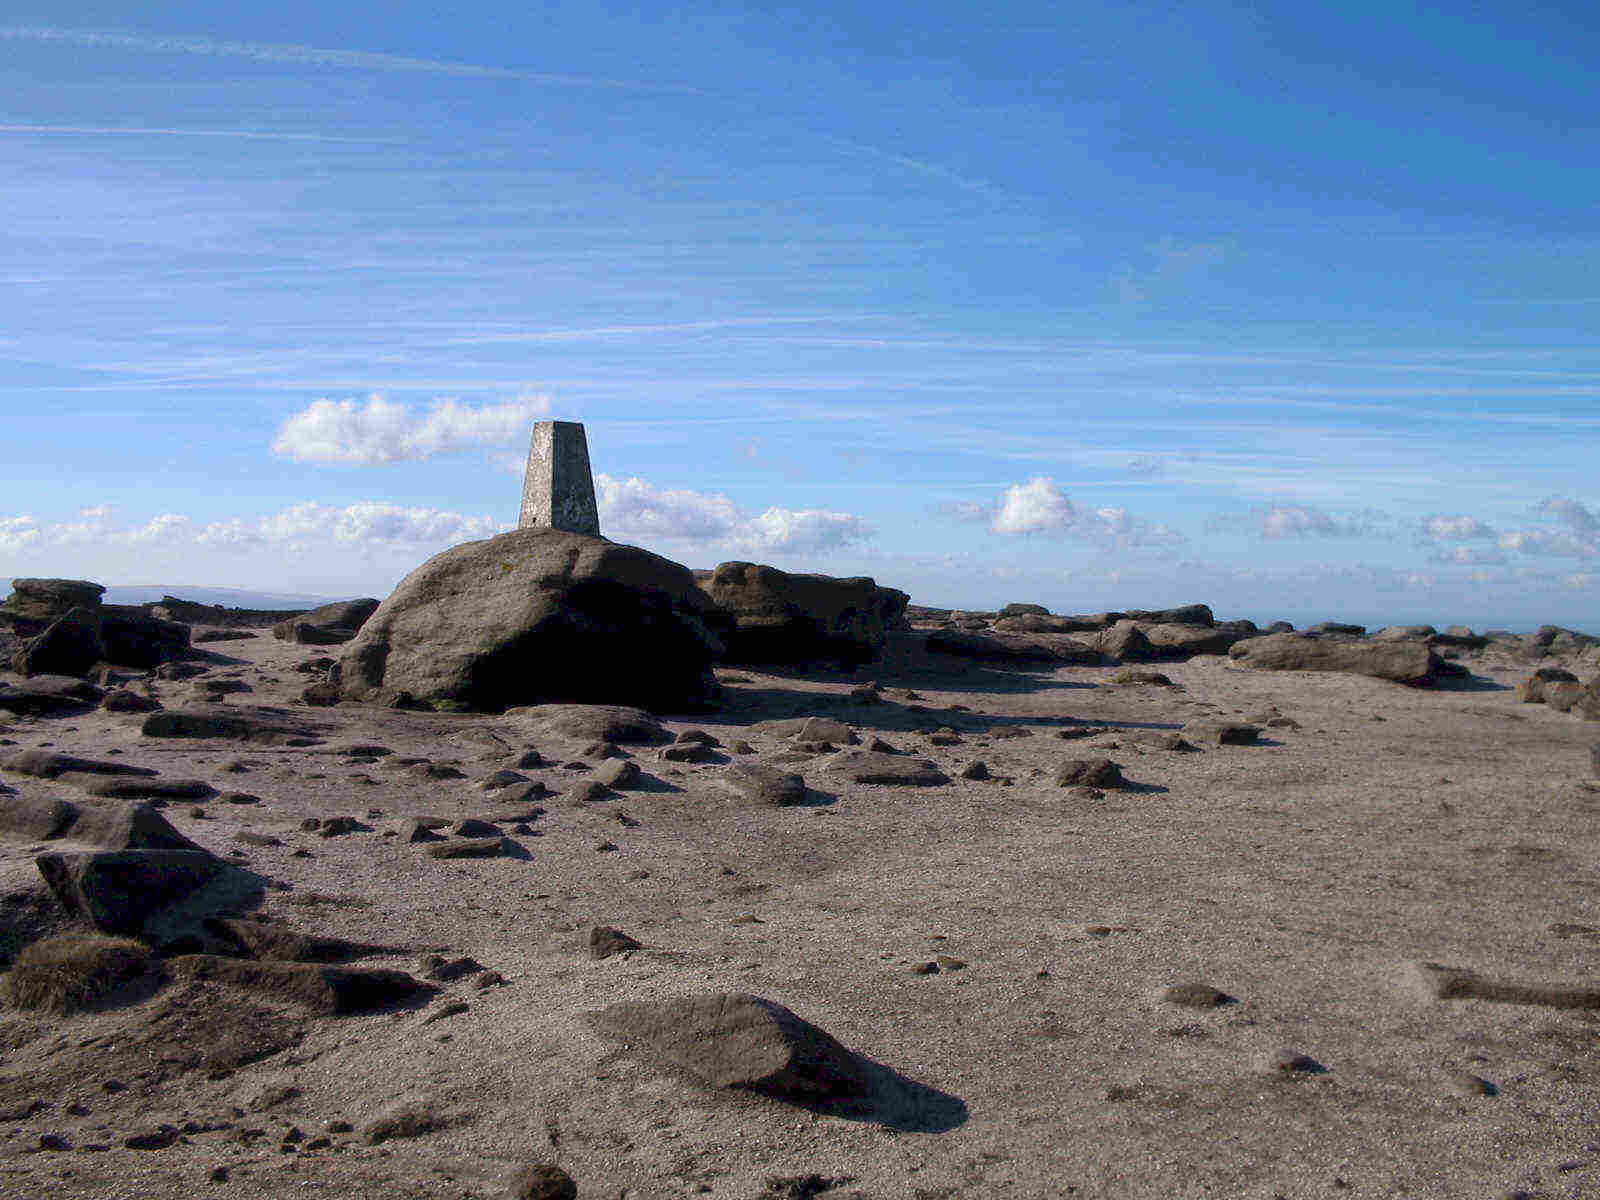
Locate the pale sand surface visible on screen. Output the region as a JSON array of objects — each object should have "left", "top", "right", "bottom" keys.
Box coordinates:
[{"left": 0, "top": 630, "right": 1596, "bottom": 1199}]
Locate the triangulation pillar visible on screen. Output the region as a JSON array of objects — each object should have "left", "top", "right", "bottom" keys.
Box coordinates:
[{"left": 518, "top": 420, "right": 601, "bottom": 536}]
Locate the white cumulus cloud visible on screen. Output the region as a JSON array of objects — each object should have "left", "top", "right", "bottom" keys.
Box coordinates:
[
  {"left": 0, "top": 516, "right": 41, "bottom": 551},
  {"left": 594, "top": 474, "right": 873, "bottom": 555},
  {"left": 272, "top": 393, "right": 552, "bottom": 465},
  {"left": 1421, "top": 514, "right": 1494, "bottom": 540},
  {"left": 992, "top": 476, "right": 1074, "bottom": 535}
]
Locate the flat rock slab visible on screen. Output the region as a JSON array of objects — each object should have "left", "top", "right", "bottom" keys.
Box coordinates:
[
  {"left": 168, "top": 955, "right": 423, "bottom": 1014},
  {"left": 0, "top": 795, "right": 201, "bottom": 851},
  {"left": 36, "top": 848, "right": 224, "bottom": 935},
  {"left": 820, "top": 750, "right": 948, "bottom": 786},
  {"left": 0, "top": 676, "right": 104, "bottom": 715},
  {"left": 424, "top": 836, "right": 506, "bottom": 859},
  {"left": 714, "top": 763, "right": 807, "bottom": 806},
  {"left": 756, "top": 717, "right": 859, "bottom": 745},
  {"left": 585, "top": 992, "right": 868, "bottom": 1097},
  {"left": 0, "top": 750, "right": 158, "bottom": 780},
  {"left": 503, "top": 704, "right": 666, "bottom": 745},
  {"left": 57, "top": 773, "right": 214, "bottom": 801},
  {"left": 1229, "top": 633, "right": 1439, "bottom": 686},
  {"left": 141, "top": 705, "right": 323, "bottom": 745}
]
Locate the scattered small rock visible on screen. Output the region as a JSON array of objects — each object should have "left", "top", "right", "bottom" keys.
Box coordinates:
[{"left": 590, "top": 926, "right": 643, "bottom": 959}]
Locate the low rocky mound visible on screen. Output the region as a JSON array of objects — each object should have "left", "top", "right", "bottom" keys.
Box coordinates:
[
  {"left": 340, "top": 528, "right": 725, "bottom": 713},
  {"left": 697, "top": 562, "right": 909, "bottom": 666},
  {"left": 1229, "top": 631, "right": 1441, "bottom": 685}
]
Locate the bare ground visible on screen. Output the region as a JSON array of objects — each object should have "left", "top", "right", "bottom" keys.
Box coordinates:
[{"left": 0, "top": 629, "right": 1596, "bottom": 1200}]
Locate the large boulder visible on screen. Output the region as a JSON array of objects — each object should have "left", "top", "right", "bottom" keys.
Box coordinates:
[
  {"left": 1140, "top": 622, "right": 1245, "bottom": 659},
  {"left": 35, "top": 849, "right": 225, "bottom": 936},
  {"left": 3, "top": 578, "right": 104, "bottom": 623},
  {"left": 341, "top": 528, "right": 725, "bottom": 713},
  {"left": 1095, "top": 620, "right": 1157, "bottom": 663},
  {"left": 697, "top": 562, "right": 908, "bottom": 667},
  {"left": 1123, "top": 603, "right": 1215, "bottom": 627},
  {"left": 99, "top": 607, "right": 190, "bottom": 667},
  {"left": 991, "top": 613, "right": 1104, "bottom": 634},
  {"left": 12, "top": 606, "right": 103, "bottom": 677},
  {"left": 273, "top": 598, "right": 381, "bottom": 645},
  {"left": 1229, "top": 632, "right": 1440, "bottom": 686}
]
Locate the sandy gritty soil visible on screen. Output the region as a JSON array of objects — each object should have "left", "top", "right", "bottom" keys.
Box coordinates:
[{"left": 0, "top": 627, "right": 1596, "bottom": 1200}]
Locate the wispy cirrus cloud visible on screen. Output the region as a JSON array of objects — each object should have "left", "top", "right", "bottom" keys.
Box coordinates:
[
  {"left": 0, "top": 27, "right": 705, "bottom": 93},
  {"left": 272, "top": 394, "right": 552, "bottom": 466},
  {"left": 1208, "top": 503, "right": 1391, "bottom": 540},
  {"left": 0, "top": 123, "right": 390, "bottom": 143}
]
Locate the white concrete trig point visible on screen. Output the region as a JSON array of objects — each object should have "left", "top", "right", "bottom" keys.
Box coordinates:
[{"left": 518, "top": 420, "right": 601, "bottom": 536}]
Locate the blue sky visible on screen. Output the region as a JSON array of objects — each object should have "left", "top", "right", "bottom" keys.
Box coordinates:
[{"left": 2, "top": 3, "right": 1598, "bottom": 628}]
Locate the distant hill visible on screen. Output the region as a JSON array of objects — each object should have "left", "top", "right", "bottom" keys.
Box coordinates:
[{"left": 101, "top": 584, "right": 350, "bottom": 611}]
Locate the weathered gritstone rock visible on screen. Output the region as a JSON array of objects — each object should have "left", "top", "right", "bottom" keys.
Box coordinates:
[
  {"left": 589, "top": 926, "right": 642, "bottom": 959},
  {"left": 1054, "top": 759, "right": 1125, "bottom": 788},
  {"left": 715, "top": 763, "right": 807, "bottom": 806},
  {"left": 585, "top": 992, "right": 868, "bottom": 1096},
  {"left": 1139, "top": 622, "right": 1245, "bottom": 659},
  {"left": 0, "top": 795, "right": 201, "bottom": 851},
  {"left": 424, "top": 836, "right": 506, "bottom": 859},
  {"left": 35, "top": 849, "right": 226, "bottom": 935},
  {"left": 341, "top": 527, "right": 723, "bottom": 712},
  {"left": 991, "top": 613, "right": 1105, "bottom": 634},
  {"left": 594, "top": 758, "right": 640, "bottom": 788},
  {"left": 697, "top": 561, "right": 908, "bottom": 666},
  {"left": 926, "top": 629, "right": 1101, "bottom": 664},
  {"left": 13, "top": 606, "right": 102, "bottom": 677},
  {"left": 755, "top": 716, "right": 859, "bottom": 745},
  {"left": 0, "top": 675, "right": 103, "bottom": 715},
  {"left": 272, "top": 598, "right": 380, "bottom": 646},
  {"left": 168, "top": 955, "right": 424, "bottom": 1014},
  {"left": 1181, "top": 721, "right": 1261, "bottom": 746},
  {"left": 3, "top": 577, "right": 105, "bottom": 622},
  {"left": 820, "top": 750, "right": 947, "bottom": 786},
  {"left": 1094, "top": 621, "right": 1157, "bottom": 663},
  {"left": 141, "top": 705, "right": 323, "bottom": 744},
  {"left": 0, "top": 750, "right": 158, "bottom": 780},
  {"left": 59, "top": 774, "right": 214, "bottom": 801},
  {"left": 1228, "top": 632, "right": 1440, "bottom": 685},
  {"left": 503, "top": 702, "right": 662, "bottom": 744}
]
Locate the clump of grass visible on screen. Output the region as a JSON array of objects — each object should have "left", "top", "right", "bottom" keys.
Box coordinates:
[{"left": 1, "top": 933, "right": 154, "bottom": 1013}]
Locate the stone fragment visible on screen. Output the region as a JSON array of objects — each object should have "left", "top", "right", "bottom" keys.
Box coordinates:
[
  {"left": 424, "top": 837, "right": 505, "bottom": 859},
  {"left": 820, "top": 750, "right": 948, "bottom": 786},
  {"left": 504, "top": 704, "right": 668, "bottom": 745},
  {"left": 361, "top": 1096, "right": 461, "bottom": 1144},
  {"left": 0, "top": 750, "right": 157, "bottom": 780},
  {"left": 1161, "top": 982, "right": 1233, "bottom": 1008},
  {"left": 585, "top": 992, "right": 867, "bottom": 1096},
  {"left": 141, "top": 705, "right": 321, "bottom": 745},
  {"left": 659, "top": 742, "right": 717, "bottom": 763},
  {"left": 958, "top": 760, "right": 990, "bottom": 780},
  {"left": 594, "top": 759, "right": 640, "bottom": 788},
  {"left": 1181, "top": 721, "right": 1261, "bottom": 746},
  {"left": 714, "top": 763, "right": 807, "bottom": 806},
  {"left": 589, "top": 926, "right": 643, "bottom": 959},
  {"left": 1054, "top": 759, "right": 1124, "bottom": 788},
  {"left": 699, "top": 561, "right": 907, "bottom": 666},
  {"left": 507, "top": 1163, "right": 578, "bottom": 1200}
]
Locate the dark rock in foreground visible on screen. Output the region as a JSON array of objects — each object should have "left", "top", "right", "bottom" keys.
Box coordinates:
[
  {"left": 140, "top": 705, "right": 322, "bottom": 744},
  {"left": 168, "top": 955, "right": 423, "bottom": 1014},
  {"left": 586, "top": 992, "right": 868, "bottom": 1096},
  {"left": 36, "top": 849, "right": 225, "bottom": 935},
  {"left": 341, "top": 528, "right": 724, "bottom": 712}
]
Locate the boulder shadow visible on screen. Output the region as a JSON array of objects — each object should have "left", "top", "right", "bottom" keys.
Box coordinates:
[
  {"left": 498, "top": 838, "right": 534, "bottom": 861},
  {"left": 1430, "top": 673, "right": 1511, "bottom": 693},
  {"left": 620, "top": 772, "right": 685, "bottom": 795},
  {"left": 756, "top": 1055, "right": 968, "bottom": 1133}
]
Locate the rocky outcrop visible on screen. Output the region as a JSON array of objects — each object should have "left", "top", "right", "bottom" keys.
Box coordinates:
[
  {"left": 926, "top": 629, "right": 1101, "bottom": 664},
  {"left": 696, "top": 562, "right": 908, "bottom": 667},
  {"left": 99, "top": 607, "right": 190, "bottom": 667},
  {"left": 35, "top": 849, "right": 225, "bottom": 936},
  {"left": 12, "top": 607, "right": 103, "bottom": 677},
  {"left": 273, "top": 598, "right": 381, "bottom": 645},
  {"left": 3, "top": 578, "right": 105, "bottom": 622},
  {"left": 341, "top": 528, "right": 725, "bottom": 713},
  {"left": 1229, "top": 632, "right": 1440, "bottom": 686}
]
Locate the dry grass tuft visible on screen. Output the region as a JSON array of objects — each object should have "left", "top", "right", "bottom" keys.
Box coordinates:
[{"left": 0, "top": 932, "right": 155, "bottom": 1013}]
